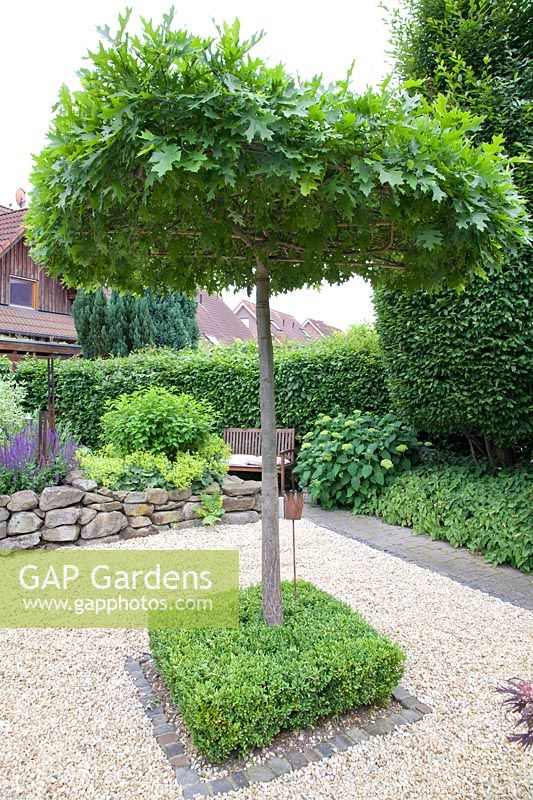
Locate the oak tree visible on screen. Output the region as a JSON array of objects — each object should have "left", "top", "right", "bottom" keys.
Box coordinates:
[{"left": 28, "top": 12, "right": 527, "bottom": 624}]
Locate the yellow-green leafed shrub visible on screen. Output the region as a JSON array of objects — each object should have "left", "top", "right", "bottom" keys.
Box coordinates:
[
  {"left": 78, "top": 445, "right": 227, "bottom": 492},
  {"left": 197, "top": 435, "right": 231, "bottom": 476}
]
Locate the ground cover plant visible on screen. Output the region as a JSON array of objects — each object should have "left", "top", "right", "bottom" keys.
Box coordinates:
[
  {"left": 294, "top": 410, "right": 421, "bottom": 511},
  {"left": 358, "top": 463, "right": 533, "bottom": 572},
  {"left": 149, "top": 580, "right": 405, "bottom": 761}
]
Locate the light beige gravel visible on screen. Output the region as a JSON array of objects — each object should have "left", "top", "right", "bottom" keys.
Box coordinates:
[{"left": 0, "top": 520, "right": 531, "bottom": 800}]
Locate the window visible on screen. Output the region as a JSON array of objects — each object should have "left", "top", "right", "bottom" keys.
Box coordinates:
[
  {"left": 10, "top": 277, "right": 37, "bottom": 309},
  {"left": 241, "top": 317, "right": 250, "bottom": 328}
]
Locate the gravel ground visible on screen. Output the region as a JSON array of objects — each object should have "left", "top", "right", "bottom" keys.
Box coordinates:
[{"left": 0, "top": 519, "right": 531, "bottom": 800}]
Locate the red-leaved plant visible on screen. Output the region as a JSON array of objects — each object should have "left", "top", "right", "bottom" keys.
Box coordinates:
[{"left": 497, "top": 679, "right": 533, "bottom": 749}]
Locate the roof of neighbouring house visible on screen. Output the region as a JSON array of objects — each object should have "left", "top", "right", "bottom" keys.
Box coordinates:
[
  {"left": 196, "top": 292, "right": 253, "bottom": 345},
  {"left": 0, "top": 208, "right": 26, "bottom": 255},
  {"left": 0, "top": 306, "right": 77, "bottom": 342},
  {"left": 302, "top": 318, "right": 340, "bottom": 338},
  {"left": 234, "top": 299, "right": 338, "bottom": 343}
]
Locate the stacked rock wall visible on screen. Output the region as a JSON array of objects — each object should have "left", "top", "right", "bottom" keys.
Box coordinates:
[{"left": 0, "top": 473, "right": 261, "bottom": 551}]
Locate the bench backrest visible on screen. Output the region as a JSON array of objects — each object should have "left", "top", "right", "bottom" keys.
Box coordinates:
[{"left": 223, "top": 427, "right": 295, "bottom": 456}]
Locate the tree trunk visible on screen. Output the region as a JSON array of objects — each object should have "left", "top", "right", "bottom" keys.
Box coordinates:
[{"left": 255, "top": 254, "right": 284, "bottom": 626}]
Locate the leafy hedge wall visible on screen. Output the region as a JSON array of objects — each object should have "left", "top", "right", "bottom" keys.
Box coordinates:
[
  {"left": 374, "top": 267, "right": 533, "bottom": 454},
  {"left": 15, "top": 327, "right": 389, "bottom": 447},
  {"left": 360, "top": 463, "right": 532, "bottom": 572}
]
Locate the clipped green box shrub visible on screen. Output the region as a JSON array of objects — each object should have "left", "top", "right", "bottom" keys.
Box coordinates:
[
  {"left": 15, "top": 327, "right": 389, "bottom": 447},
  {"left": 149, "top": 581, "right": 405, "bottom": 762}
]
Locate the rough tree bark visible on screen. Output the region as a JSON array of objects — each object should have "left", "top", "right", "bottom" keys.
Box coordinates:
[{"left": 255, "top": 254, "right": 284, "bottom": 626}]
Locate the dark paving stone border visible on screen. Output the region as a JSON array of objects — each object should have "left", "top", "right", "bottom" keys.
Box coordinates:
[
  {"left": 304, "top": 506, "right": 533, "bottom": 612},
  {"left": 126, "top": 655, "right": 432, "bottom": 797}
]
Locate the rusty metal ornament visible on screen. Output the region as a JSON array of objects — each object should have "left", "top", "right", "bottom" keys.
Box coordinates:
[{"left": 283, "top": 489, "right": 304, "bottom": 599}]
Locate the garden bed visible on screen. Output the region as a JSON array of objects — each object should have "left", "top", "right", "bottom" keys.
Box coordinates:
[
  {"left": 127, "top": 651, "right": 428, "bottom": 797},
  {"left": 149, "top": 581, "right": 405, "bottom": 763}
]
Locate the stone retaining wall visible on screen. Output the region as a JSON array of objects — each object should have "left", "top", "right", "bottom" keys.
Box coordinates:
[{"left": 0, "top": 472, "right": 261, "bottom": 551}]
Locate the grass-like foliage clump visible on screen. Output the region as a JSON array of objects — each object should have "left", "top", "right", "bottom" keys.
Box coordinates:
[{"left": 149, "top": 581, "right": 405, "bottom": 762}]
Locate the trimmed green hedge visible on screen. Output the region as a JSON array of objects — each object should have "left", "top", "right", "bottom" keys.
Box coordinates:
[
  {"left": 361, "top": 464, "right": 532, "bottom": 572},
  {"left": 149, "top": 580, "right": 405, "bottom": 762},
  {"left": 15, "top": 327, "right": 389, "bottom": 447},
  {"left": 374, "top": 264, "right": 533, "bottom": 458}
]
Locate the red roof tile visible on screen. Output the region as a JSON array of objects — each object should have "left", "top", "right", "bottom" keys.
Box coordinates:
[
  {"left": 0, "top": 306, "right": 77, "bottom": 342},
  {"left": 0, "top": 208, "right": 26, "bottom": 255},
  {"left": 196, "top": 293, "right": 253, "bottom": 345}
]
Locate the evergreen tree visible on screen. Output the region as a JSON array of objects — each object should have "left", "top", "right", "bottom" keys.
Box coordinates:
[
  {"left": 145, "top": 290, "right": 199, "bottom": 350},
  {"left": 123, "top": 294, "right": 156, "bottom": 352},
  {"left": 107, "top": 291, "right": 129, "bottom": 356},
  {"left": 73, "top": 288, "right": 112, "bottom": 358},
  {"left": 72, "top": 289, "right": 93, "bottom": 356},
  {"left": 88, "top": 289, "right": 111, "bottom": 358}
]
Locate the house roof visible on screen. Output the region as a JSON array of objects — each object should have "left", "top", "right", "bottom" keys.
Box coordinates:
[
  {"left": 196, "top": 293, "right": 253, "bottom": 345},
  {"left": 235, "top": 299, "right": 337, "bottom": 343},
  {"left": 302, "top": 318, "right": 340, "bottom": 338},
  {"left": 0, "top": 208, "right": 27, "bottom": 255},
  {"left": 0, "top": 306, "right": 77, "bottom": 342},
  {"left": 235, "top": 299, "right": 307, "bottom": 342}
]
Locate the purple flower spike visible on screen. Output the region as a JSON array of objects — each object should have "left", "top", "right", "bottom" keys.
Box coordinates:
[{"left": 0, "top": 422, "right": 79, "bottom": 494}]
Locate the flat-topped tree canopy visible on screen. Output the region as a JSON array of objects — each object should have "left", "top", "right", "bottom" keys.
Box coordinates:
[
  {"left": 27, "top": 10, "right": 529, "bottom": 626},
  {"left": 27, "top": 12, "right": 527, "bottom": 298}
]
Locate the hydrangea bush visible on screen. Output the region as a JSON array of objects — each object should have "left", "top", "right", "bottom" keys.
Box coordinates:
[{"left": 294, "top": 410, "right": 422, "bottom": 511}]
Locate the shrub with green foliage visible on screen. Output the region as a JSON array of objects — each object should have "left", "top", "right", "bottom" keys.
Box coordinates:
[
  {"left": 15, "top": 329, "right": 389, "bottom": 447},
  {"left": 0, "top": 379, "right": 28, "bottom": 435},
  {"left": 79, "top": 436, "right": 230, "bottom": 492},
  {"left": 360, "top": 463, "right": 532, "bottom": 572},
  {"left": 0, "top": 357, "right": 11, "bottom": 379},
  {"left": 294, "top": 411, "right": 421, "bottom": 511},
  {"left": 374, "top": 278, "right": 533, "bottom": 458},
  {"left": 101, "top": 388, "right": 213, "bottom": 459},
  {"left": 149, "top": 580, "right": 405, "bottom": 761}
]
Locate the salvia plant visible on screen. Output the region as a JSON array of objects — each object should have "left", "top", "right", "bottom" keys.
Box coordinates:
[
  {"left": 497, "top": 678, "right": 533, "bottom": 749},
  {"left": 0, "top": 423, "right": 78, "bottom": 494}
]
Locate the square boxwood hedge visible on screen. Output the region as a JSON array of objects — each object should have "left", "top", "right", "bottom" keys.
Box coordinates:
[{"left": 149, "top": 581, "right": 405, "bottom": 762}]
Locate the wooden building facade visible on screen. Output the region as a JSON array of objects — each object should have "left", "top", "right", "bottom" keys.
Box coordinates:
[{"left": 0, "top": 207, "right": 79, "bottom": 364}]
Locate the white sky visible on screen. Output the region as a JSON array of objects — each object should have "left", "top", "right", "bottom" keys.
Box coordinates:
[{"left": 0, "top": 0, "right": 399, "bottom": 329}]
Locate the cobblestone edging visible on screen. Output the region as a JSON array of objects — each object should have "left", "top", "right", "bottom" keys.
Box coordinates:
[
  {"left": 126, "top": 654, "right": 432, "bottom": 798},
  {"left": 0, "top": 473, "right": 261, "bottom": 551}
]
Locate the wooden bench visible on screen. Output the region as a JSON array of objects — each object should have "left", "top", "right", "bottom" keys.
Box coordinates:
[{"left": 223, "top": 428, "right": 296, "bottom": 493}]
